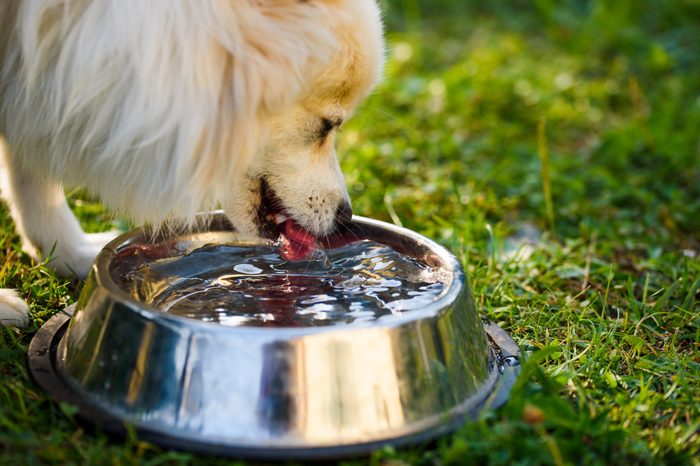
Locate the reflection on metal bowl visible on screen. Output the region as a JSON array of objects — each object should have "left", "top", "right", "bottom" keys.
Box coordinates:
[{"left": 28, "top": 213, "right": 520, "bottom": 460}]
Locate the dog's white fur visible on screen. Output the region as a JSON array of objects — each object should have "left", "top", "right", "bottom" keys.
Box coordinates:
[{"left": 0, "top": 0, "right": 384, "bottom": 326}]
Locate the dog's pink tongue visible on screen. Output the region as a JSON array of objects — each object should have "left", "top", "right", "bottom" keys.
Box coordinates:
[{"left": 279, "top": 219, "right": 317, "bottom": 261}]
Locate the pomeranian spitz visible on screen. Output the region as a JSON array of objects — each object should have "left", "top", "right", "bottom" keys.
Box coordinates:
[{"left": 0, "top": 0, "right": 385, "bottom": 326}]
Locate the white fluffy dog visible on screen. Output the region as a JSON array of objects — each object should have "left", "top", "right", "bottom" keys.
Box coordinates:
[{"left": 0, "top": 0, "right": 385, "bottom": 326}]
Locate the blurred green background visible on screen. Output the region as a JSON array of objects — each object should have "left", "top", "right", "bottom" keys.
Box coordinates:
[
  {"left": 1, "top": 0, "right": 698, "bottom": 464},
  {"left": 353, "top": 0, "right": 700, "bottom": 247}
]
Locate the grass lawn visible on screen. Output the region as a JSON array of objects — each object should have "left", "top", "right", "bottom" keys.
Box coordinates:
[{"left": 2, "top": 0, "right": 699, "bottom": 464}]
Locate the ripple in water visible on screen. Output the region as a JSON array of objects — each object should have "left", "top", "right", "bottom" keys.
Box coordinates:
[{"left": 118, "top": 240, "right": 447, "bottom": 328}]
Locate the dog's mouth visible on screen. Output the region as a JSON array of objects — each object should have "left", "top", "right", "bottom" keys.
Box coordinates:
[{"left": 256, "top": 178, "right": 318, "bottom": 261}]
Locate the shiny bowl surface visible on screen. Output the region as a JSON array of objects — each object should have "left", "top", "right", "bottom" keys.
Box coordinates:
[{"left": 30, "top": 213, "right": 520, "bottom": 459}]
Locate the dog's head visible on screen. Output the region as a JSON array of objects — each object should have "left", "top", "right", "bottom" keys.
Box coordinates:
[{"left": 223, "top": 1, "right": 385, "bottom": 256}]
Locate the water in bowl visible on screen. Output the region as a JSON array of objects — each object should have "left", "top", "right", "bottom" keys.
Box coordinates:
[{"left": 118, "top": 240, "right": 448, "bottom": 328}]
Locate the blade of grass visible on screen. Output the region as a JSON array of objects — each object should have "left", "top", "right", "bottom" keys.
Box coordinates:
[{"left": 538, "top": 117, "right": 556, "bottom": 237}]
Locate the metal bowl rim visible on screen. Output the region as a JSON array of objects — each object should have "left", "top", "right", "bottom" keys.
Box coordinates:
[{"left": 91, "top": 213, "right": 467, "bottom": 336}]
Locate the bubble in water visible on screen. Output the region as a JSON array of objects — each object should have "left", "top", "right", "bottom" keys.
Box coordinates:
[{"left": 309, "top": 248, "right": 331, "bottom": 267}]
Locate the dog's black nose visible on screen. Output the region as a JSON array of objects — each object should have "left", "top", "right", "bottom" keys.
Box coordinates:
[{"left": 335, "top": 200, "right": 353, "bottom": 228}]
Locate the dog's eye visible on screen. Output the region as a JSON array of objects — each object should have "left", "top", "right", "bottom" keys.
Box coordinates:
[
  {"left": 317, "top": 117, "right": 342, "bottom": 141},
  {"left": 320, "top": 118, "right": 334, "bottom": 135}
]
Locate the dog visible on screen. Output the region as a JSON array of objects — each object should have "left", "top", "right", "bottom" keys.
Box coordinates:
[{"left": 0, "top": 0, "right": 385, "bottom": 326}]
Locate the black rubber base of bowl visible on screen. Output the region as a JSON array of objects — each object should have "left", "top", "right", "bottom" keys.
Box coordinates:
[{"left": 28, "top": 305, "right": 520, "bottom": 462}]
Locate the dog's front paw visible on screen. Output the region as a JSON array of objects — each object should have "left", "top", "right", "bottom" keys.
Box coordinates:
[
  {"left": 50, "top": 230, "right": 119, "bottom": 278},
  {"left": 0, "top": 289, "right": 30, "bottom": 327}
]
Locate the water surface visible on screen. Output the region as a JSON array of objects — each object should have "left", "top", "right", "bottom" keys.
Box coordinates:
[{"left": 118, "top": 240, "right": 447, "bottom": 328}]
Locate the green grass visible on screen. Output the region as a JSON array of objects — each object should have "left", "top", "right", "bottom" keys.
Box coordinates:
[{"left": 2, "top": 0, "right": 699, "bottom": 464}]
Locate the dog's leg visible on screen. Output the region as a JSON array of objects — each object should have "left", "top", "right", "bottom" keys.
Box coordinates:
[
  {"left": 0, "top": 289, "right": 29, "bottom": 327},
  {"left": 0, "top": 146, "right": 116, "bottom": 279}
]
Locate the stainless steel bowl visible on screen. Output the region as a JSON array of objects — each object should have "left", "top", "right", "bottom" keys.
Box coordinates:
[{"left": 29, "top": 213, "right": 519, "bottom": 460}]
